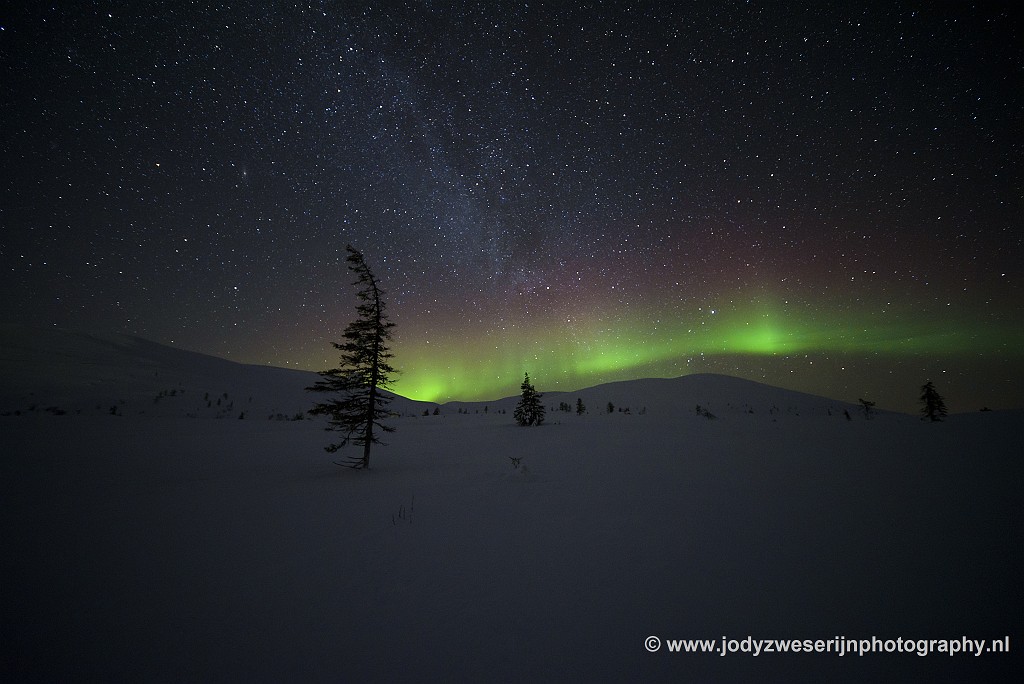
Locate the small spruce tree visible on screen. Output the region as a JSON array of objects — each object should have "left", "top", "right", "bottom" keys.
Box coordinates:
[
  {"left": 858, "top": 398, "right": 876, "bottom": 420},
  {"left": 576, "top": 397, "right": 586, "bottom": 415},
  {"left": 307, "top": 245, "right": 396, "bottom": 469},
  {"left": 514, "top": 373, "right": 545, "bottom": 426},
  {"left": 919, "top": 381, "right": 948, "bottom": 422}
]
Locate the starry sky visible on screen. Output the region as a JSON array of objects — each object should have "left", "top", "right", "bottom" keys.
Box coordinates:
[{"left": 3, "top": 1, "right": 1022, "bottom": 413}]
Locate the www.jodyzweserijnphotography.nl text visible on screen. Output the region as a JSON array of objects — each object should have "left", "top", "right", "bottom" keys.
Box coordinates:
[{"left": 644, "top": 635, "right": 1010, "bottom": 657}]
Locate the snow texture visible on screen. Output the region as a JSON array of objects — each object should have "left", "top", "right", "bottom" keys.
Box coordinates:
[{"left": 2, "top": 328, "right": 1020, "bottom": 681}]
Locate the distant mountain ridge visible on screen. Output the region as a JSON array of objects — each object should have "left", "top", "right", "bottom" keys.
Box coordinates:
[{"left": 1, "top": 325, "right": 877, "bottom": 419}]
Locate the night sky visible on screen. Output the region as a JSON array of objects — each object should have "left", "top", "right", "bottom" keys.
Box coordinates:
[{"left": 3, "top": 2, "right": 1022, "bottom": 412}]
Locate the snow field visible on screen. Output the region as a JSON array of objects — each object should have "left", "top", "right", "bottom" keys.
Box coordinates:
[{"left": 3, "top": 406, "right": 1020, "bottom": 682}]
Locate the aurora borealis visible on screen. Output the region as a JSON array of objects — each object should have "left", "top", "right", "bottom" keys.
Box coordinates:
[
  {"left": 3, "top": 2, "right": 1022, "bottom": 413},
  {"left": 389, "top": 284, "right": 1022, "bottom": 407}
]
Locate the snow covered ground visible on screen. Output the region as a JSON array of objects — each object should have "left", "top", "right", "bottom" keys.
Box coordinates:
[{"left": 2, "top": 329, "right": 1020, "bottom": 681}]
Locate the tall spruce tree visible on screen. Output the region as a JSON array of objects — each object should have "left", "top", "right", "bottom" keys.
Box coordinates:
[
  {"left": 307, "top": 245, "right": 396, "bottom": 469},
  {"left": 919, "top": 381, "right": 948, "bottom": 422},
  {"left": 514, "top": 372, "right": 545, "bottom": 426}
]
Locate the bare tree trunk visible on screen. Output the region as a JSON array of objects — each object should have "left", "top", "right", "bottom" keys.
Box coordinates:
[
  {"left": 361, "top": 268, "right": 383, "bottom": 470},
  {"left": 363, "top": 381, "right": 375, "bottom": 469}
]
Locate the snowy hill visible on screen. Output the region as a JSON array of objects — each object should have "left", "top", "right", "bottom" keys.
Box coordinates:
[
  {"left": 0, "top": 325, "right": 432, "bottom": 420},
  {"left": 449, "top": 374, "right": 876, "bottom": 421},
  {"left": 2, "top": 327, "right": 1021, "bottom": 681},
  {"left": 2, "top": 326, "right": 874, "bottom": 422}
]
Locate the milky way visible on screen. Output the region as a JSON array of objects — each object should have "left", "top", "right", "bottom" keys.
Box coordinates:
[{"left": 3, "top": 2, "right": 1021, "bottom": 412}]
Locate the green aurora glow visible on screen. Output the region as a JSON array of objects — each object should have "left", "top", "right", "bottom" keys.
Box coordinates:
[{"left": 389, "top": 303, "right": 1022, "bottom": 403}]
